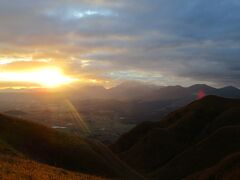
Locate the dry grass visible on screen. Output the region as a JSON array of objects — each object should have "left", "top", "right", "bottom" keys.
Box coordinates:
[
  {"left": 0, "top": 154, "right": 106, "bottom": 180},
  {"left": 0, "top": 113, "right": 143, "bottom": 179}
]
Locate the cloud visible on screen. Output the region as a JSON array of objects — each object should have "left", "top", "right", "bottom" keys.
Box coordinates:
[
  {"left": 0, "top": 0, "right": 240, "bottom": 87},
  {"left": 0, "top": 81, "right": 39, "bottom": 88},
  {"left": 0, "top": 61, "right": 53, "bottom": 72}
]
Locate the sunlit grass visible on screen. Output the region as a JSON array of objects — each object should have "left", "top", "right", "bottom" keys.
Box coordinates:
[{"left": 0, "top": 154, "right": 105, "bottom": 180}]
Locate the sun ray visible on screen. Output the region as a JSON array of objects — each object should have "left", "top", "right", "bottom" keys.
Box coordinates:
[{"left": 64, "top": 99, "right": 91, "bottom": 135}]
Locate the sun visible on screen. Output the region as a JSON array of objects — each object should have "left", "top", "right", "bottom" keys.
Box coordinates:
[
  {"left": 0, "top": 67, "right": 76, "bottom": 88},
  {"left": 28, "top": 68, "right": 76, "bottom": 88}
]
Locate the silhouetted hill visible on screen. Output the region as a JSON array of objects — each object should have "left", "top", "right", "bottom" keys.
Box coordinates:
[
  {"left": 0, "top": 114, "right": 142, "bottom": 179},
  {"left": 150, "top": 126, "right": 240, "bottom": 179},
  {"left": 185, "top": 152, "right": 240, "bottom": 180},
  {"left": 111, "top": 96, "right": 240, "bottom": 179}
]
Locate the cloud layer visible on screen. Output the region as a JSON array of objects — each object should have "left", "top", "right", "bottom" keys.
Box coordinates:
[{"left": 0, "top": 0, "right": 240, "bottom": 87}]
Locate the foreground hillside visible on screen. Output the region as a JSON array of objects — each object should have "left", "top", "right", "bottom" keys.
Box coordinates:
[
  {"left": 111, "top": 96, "right": 240, "bottom": 179},
  {"left": 0, "top": 114, "right": 142, "bottom": 179},
  {"left": 0, "top": 154, "right": 104, "bottom": 180},
  {"left": 185, "top": 152, "right": 240, "bottom": 180},
  {"left": 0, "top": 133, "right": 103, "bottom": 179}
]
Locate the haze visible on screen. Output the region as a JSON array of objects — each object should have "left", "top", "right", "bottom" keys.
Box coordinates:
[
  {"left": 0, "top": 1, "right": 240, "bottom": 179},
  {"left": 0, "top": 0, "right": 240, "bottom": 89}
]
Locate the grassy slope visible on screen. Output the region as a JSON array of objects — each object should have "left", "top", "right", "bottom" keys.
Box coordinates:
[
  {"left": 111, "top": 96, "right": 240, "bottom": 179},
  {"left": 150, "top": 126, "right": 240, "bottom": 179},
  {"left": 0, "top": 154, "right": 105, "bottom": 180},
  {"left": 185, "top": 152, "right": 240, "bottom": 180},
  {"left": 0, "top": 114, "right": 142, "bottom": 179},
  {"left": 0, "top": 138, "right": 104, "bottom": 180}
]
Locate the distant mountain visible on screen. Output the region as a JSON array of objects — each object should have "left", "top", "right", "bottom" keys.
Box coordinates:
[
  {"left": 102, "top": 83, "right": 240, "bottom": 101},
  {"left": 111, "top": 96, "right": 240, "bottom": 179},
  {"left": 108, "top": 81, "right": 161, "bottom": 100},
  {"left": 147, "top": 84, "right": 240, "bottom": 101},
  {"left": 0, "top": 114, "right": 143, "bottom": 179},
  {"left": 147, "top": 85, "right": 189, "bottom": 100},
  {"left": 1, "top": 83, "right": 240, "bottom": 101},
  {"left": 217, "top": 86, "right": 240, "bottom": 98}
]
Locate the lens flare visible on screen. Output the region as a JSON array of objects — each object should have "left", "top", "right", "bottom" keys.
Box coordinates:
[
  {"left": 64, "top": 100, "right": 91, "bottom": 135},
  {"left": 197, "top": 90, "right": 206, "bottom": 99}
]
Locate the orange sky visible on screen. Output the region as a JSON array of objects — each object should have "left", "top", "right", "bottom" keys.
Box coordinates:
[{"left": 0, "top": 1, "right": 239, "bottom": 89}]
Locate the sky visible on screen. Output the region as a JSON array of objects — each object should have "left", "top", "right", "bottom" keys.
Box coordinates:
[{"left": 0, "top": 0, "right": 240, "bottom": 88}]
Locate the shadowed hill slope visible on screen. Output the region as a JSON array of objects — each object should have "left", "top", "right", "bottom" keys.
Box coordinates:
[
  {"left": 111, "top": 96, "right": 240, "bottom": 179},
  {"left": 184, "top": 152, "right": 240, "bottom": 180},
  {"left": 150, "top": 126, "right": 240, "bottom": 179},
  {"left": 0, "top": 114, "right": 143, "bottom": 179}
]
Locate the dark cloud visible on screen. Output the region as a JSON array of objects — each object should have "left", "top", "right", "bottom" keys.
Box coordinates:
[{"left": 0, "top": 0, "right": 239, "bottom": 87}]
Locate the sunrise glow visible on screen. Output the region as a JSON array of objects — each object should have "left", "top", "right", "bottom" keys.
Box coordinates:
[{"left": 0, "top": 67, "right": 76, "bottom": 88}]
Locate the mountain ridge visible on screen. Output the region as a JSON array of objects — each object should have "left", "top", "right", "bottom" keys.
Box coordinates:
[
  {"left": 1, "top": 83, "right": 240, "bottom": 101},
  {"left": 111, "top": 95, "right": 240, "bottom": 179}
]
